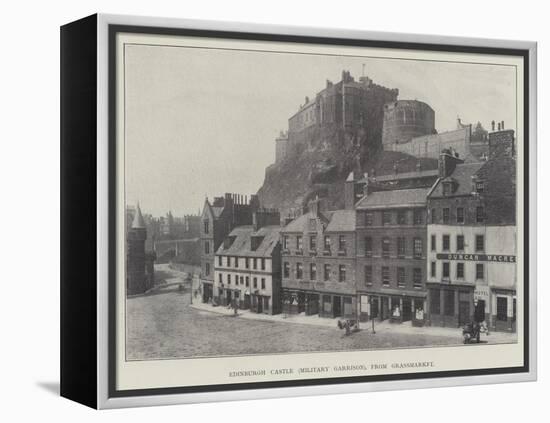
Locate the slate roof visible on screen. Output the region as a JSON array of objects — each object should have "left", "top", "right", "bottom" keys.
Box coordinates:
[
  {"left": 429, "top": 162, "right": 485, "bottom": 198},
  {"left": 355, "top": 187, "right": 430, "bottom": 209},
  {"left": 325, "top": 210, "right": 356, "bottom": 232},
  {"left": 216, "top": 225, "right": 281, "bottom": 257},
  {"left": 131, "top": 204, "right": 146, "bottom": 228},
  {"left": 280, "top": 211, "right": 331, "bottom": 233}
]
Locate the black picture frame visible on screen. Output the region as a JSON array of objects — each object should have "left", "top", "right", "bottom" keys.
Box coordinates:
[{"left": 61, "top": 13, "right": 537, "bottom": 409}]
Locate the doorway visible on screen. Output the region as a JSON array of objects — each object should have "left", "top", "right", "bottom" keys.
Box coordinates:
[
  {"left": 333, "top": 296, "right": 342, "bottom": 318},
  {"left": 402, "top": 298, "right": 412, "bottom": 322},
  {"left": 458, "top": 300, "right": 470, "bottom": 326},
  {"left": 474, "top": 300, "right": 486, "bottom": 323}
]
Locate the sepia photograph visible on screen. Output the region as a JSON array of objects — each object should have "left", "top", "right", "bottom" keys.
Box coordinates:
[{"left": 121, "top": 35, "right": 520, "bottom": 365}]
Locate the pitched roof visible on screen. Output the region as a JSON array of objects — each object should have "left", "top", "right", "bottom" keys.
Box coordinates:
[
  {"left": 216, "top": 225, "right": 282, "bottom": 257},
  {"left": 325, "top": 210, "right": 356, "bottom": 232},
  {"left": 281, "top": 211, "right": 330, "bottom": 233},
  {"left": 355, "top": 187, "right": 430, "bottom": 209},
  {"left": 131, "top": 204, "right": 146, "bottom": 228},
  {"left": 429, "top": 162, "right": 485, "bottom": 198}
]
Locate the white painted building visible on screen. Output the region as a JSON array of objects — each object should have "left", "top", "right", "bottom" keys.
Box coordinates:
[{"left": 213, "top": 224, "right": 282, "bottom": 314}]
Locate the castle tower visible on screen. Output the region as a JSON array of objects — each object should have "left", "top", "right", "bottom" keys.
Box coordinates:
[
  {"left": 127, "top": 203, "right": 147, "bottom": 295},
  {"left": 382, "top": 100, "right": 436, "bottom": 147}
]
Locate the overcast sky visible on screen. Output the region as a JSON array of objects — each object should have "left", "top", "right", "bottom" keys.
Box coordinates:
[{"left": 124, "top": 44, "right": 517, "bottom": 217}]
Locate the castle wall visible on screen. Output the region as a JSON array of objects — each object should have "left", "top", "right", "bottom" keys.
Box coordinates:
[
  {"left": 382, "top": 100, "right": 436, "bottom": 146},
  {"left": 386, "top": 126, "right": 471, "bottom": 160}
]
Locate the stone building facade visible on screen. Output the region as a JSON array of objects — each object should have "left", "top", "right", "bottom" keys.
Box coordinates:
[
  {"left": 126, "top": 204, "right": 155, "bottom": 295},
  {"left": 199, "top": 193, "right": 260, "bottom": 303},
  {"left": 354, "top": 187, "right": 429, "bottom": 325},
  {"left": 282, "top": 70, "right": 398, "bottom": 156},
  {"left": 280, "top": 199, "right": 357, "bottom": 319},
  {"left": 426, "top": 129, "right": 516, "bottom": 332},
  {"left": 213, "top": 210, "right": 282, "bottom": 314},
  {"left": 382, "top": 100, "right": 436, "bottom": 147}
]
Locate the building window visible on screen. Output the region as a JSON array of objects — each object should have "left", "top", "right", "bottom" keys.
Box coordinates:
[
  {"left": 245, "top": 276, "right": 249, "bottom": 287},
  {"left": 226, "top": 256, "right": 230, "bottom": 266},
  {"left": 296, "top": 236, "right": 303, "bottom": 251},
  {"left": 413, "top": 238, "right": 423, "bottom": 259},
  {"left": 382, "top": 211, "right": 392, "bottom": 225},
  {"left": 310, "top": 263, "right": 317, "bottom": 281},
  {"left": 476, "top": 206, "right": 485, "bottom": 223},
  {"left": 414, "top": 209, "right": 423, "bottom": 225},
  {"left": 382, "top": 238, "right": 391, "bottom": 258},
  {"left": 365, "top": 212, "right": 374, "bottom": 226},
  {"left": 443, "top": 208, "right": 450, "bottom": 223},
  {"left": 497, "top": 297, "right": 508, "bottom": 321},
  {"left": 204, "top": 241, "right": 210, "bottom": 254},
  {"left": 443, "top": 262, "right": 450, "bottom": 278},
  {"left": 227, "top": 274, "right": 231, "bottom": 284},
  {"left": 397, "top": 267, "right": 405, "bottom": 288},
  {"left": 431, "top": 235, "right": 436, "bottom": 251},
  {"left": 365, "top": 237, "right": 372, "bottom": 257},
  {"left": 365, "top": 265, "right": 372, "bottom": 285},
  {"left": 218, "top": 273, "right": 222, "bottom": 283},
  {"left": 431, "top": 208, "right": 437, "bottom": 224},
  {"left": 234, "top": 257, "right": 239, "bottom": 268},
  {"left": 456, "top": 207, "right": 464, "bottom": 224},
  {"left": 382, "top": 267, "right": 390, "bottom": 286},
  {"left": 283, "top": 262, "right": 289, "bottom": 278},
  {"left": 203, "top": 220, "right": 209, "bottom": 234},
  {"left": 457, "top": 262, "right": 465, "bottom": 279},
  {"left": 457, "top": 235, "right": 465, "bottom": 252},
  {"left": 218, "top": 256, "right": 222, "bottom": 266},
  {"left": 240, "top": 276, "right": 244, "bottom": 285},
  {"left": 413, "top": 268, "right": 422, "bottom": 289},
  {"left": 324, "top": 235, "right": 331, "bottom": 251},
  {"left": 296, "top": 263, "right": 303, "bottom": 279},
  {"left": 245, "top": 258, "right": 249, "bottom": 269},
  {"left": 283, "top": 235, "right": 289, "bottom": 250},
  {"left": 476, "top": 263, "right": 484, "bottom": 280},
  {"left": 397, "top": 237, "right": 406, "bottom": 258},
  {"left": 397, "top": 210, "right": 407, "bottom": 225},
  {"left": 339, "top": 235, "right": 347, "bottom": 252},
  {"left": 475, "top": 235, "right": 484, "bottom": 252},
  {"left": 444, "top": 290, "right": 455, "bottom": 316},
  {"left": 324, "top": 264, "right": 331, "bottom": 281},
  {"left": 205, "top": 263, "right": 210, "bottom": 276},
  {"left": 261, "top": 278, "right": 266, "bottom": 290},
  {"left": 443, "top": 235, "right": 450, "bottom": 251},
  {"left": 443, "top": 182, "right": 452, "bottom": 196},
  {"left": 430, "top": 288, "right": 441, "bottom": 314},
  {"left": 309, "top": 235, "right": 316, "bottom": 251},
  {"left": 430, "top": 261, "right": 436, "bottom": 278},
  {"left": 261, "top": 258, "right": 265, "bottom": 270},
  {"left": 339, "top": 265, "right": 346, "bottom": 282},
  {"left": 253, "top": 277, "right": 257, "bottom": 288},
  {"left": 476, "top": 181, "right": 485, "bottom": 193},
  {"left": 253, "top": 258, "right": 257, "bottom": 269}
]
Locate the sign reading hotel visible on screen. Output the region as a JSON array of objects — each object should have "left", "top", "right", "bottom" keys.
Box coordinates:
[{"left": 436, "top": 254, "right": 516, "bottom": 263}]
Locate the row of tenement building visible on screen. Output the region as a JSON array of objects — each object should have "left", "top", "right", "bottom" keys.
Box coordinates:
[{"left": 198, "top": 127, "right": 517, "bottom": 332}]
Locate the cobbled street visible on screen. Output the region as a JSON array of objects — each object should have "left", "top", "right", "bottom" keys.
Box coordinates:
[{"left": 126, "top": 265, "right": 516, "bottom": 360}]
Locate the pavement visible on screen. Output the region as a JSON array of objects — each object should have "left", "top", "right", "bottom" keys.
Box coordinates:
[{"left": 189, "top": 301, "right": 517, "bottom": 344}]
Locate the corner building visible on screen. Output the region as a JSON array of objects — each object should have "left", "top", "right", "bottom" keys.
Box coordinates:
[
  {"left": 213, "top": 210, "right": 282, "bottom": 314},
  {"left": 426, "top": 128, "right": 517, "bottom": 332}
]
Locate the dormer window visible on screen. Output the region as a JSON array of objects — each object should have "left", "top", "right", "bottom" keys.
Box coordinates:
[
  {"left": 442, "top": 182, "right": 452, "bottom": 196},
  {"left": 251, "top": 235, "right": 264, "bottom": 251},
  {"left": 476, "top": 181, "right": 485, "bottom": 193}
]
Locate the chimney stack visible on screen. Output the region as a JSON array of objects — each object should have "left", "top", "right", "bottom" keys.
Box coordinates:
[{"left": 438, "top": 149, "right": 464, "bottom": 178}]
